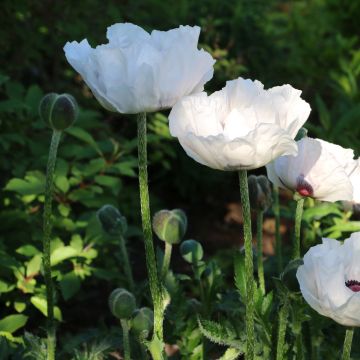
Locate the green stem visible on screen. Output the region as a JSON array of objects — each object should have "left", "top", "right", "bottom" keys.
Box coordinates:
[
  {"left": 119, "top": 235, "right": 135, "bottom": 293},
  {"left": 293, "top": 197, "right": 305, "bottom": 260},
  {"left": 137, "top": 112, "right": 164, "bottom": 358},
  {"left": 43, "top": 129, "right": 61, "bottom": 360},
  {"left": 276, "top": 300, "right": 289, "bottom": 360},
  {"left": 121, "top": 319, "right": 131, "bottom": 360},
  {"left": 295, "top": 330, "right": 304, "bottom": 360},
  {"left": 256, "top": 210, "right": 265, "bottom": 295},
  {"left": 161, "top": 242, "right": 172, "bottom": 280},
  {"left": 238, "top": 170, "right": 255, "bottom": 360},
  {"left": 273, "top": 186, "right": 282, "bottom": 273},
  {"left": 341, "top": 329, "right": 354, "bottom": 360}
]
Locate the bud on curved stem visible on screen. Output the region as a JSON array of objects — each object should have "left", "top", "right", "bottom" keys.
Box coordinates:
[
  {"left": 109, "top": 288, "right": 136, "bottom": 320},
  {"left": 39, "top": 93, "right": 78, "bottom": 131}
]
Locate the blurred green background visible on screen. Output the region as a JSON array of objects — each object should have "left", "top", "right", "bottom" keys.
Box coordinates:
[{"left": 1, "top": 0, "right": 360, "bottom": 358}]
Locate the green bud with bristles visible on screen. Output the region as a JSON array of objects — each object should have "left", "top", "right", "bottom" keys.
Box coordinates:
[
  {"left": 132, "top": 307, "right": 154, "bottom": 337},
  {"left": 248, "top": 175, "right": 272, "bottom": 211},
  {"left": 39, "top": 93, "right": 78, "bottom": 131},
  {"left": 180, "top": 239, "right": 203, "bottom": 264},
  {"left": 108, "top": 288, "right": 136, "bottom": 320},
  {"left": 97, "top": 205, "right": 127, "bottom": 236},
  {"left": 152, "top": 209, "right": 187, "bottom": 244}
]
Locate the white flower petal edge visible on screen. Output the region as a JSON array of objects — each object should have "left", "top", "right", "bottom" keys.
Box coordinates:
[
  {"left": 266, "top": 137, "right": 354, "bottom": 202},
  {"left": 64, "top": 23, "right": 215, "bottom": 114},
  {"left": 297, "top": 233, "right": 360, "bottom": 327},
  {"left": 169, "top": 77, "right": 311, "bottom": 171}
]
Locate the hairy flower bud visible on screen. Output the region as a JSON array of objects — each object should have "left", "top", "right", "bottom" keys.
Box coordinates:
[
  {"left": 153, "top": 209, "right": 187, "bottom": 244},
  {"left": 180, "top": 239, "right": 203, "bottom": 264},
  {"left": 108, "top": 288, "right": 136, "bottom": 320},
  {"left": 132, "top": 307, "right": 154, "bottom": 337},
  {"left": 248, "top": 175, "right": 272, "bottom": 211},
  {"left": 97, "top": 205, "right": 127, "bottom": 236},
  {"left": 39, "top": 93, "right": 78, "bottom": 131}
]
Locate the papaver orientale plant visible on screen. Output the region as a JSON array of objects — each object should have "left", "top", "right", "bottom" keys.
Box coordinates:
[
  {"left": 169, "top": 77, "right": 311, "bottom": 170},
  {"left": 297, "top": 232, "right": 360, "bottom": 327},
  {"left": 64, "top": 23, "right": 215, "bottom": 114}
]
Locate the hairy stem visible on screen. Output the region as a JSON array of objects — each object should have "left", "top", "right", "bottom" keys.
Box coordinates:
[
  {"left": 161, "top": 242, "right": 172, "bottom": 280},
  {"left": 276, "top": 300, "right": 289, "bottom": 360},
  {"left": 257, "top": 210, "right": 265, "bottom": 295},
  {"left": 238, "top": 170, "right": 255, "bottom": 360},
  {"left": 121, "top": 319, "right": 131, "bottom": 360},
  {"left": 137, "top": 112, "right": 164, "bottom": 358},
  {"left": 119, "top": 235, "right": 135, "bottom": 293},
  {"left": 341, "top": 328, "right": 354, "bottom": 360},
  {"left": 293, "top": 197, "right": 305, "bottom": 259},
  {"left": 273, "top": 186, "right": 282, "bottom": 273},
  {"left": 43, "top": 129, "right": 62, "bottom": 360}
]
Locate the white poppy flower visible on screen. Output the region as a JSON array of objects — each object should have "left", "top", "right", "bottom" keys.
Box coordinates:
[
  {"left": 266, "top": 137, "right": 355, "bottom": 202},
  {"left": 349, "top": 160, "right": 360, "bottom": 204},
  {"left": 169, "top": 77, "right": 311, "bottom": 170},
  {"left": 64, "top": 23, "right": 215, "bottom": 114},
  {"left": 297, "top": 233, "right": 360, "bottom": 327}
]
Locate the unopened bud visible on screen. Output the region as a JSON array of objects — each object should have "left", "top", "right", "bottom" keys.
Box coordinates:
[
  {"left": 39, "top": 93, "right": 78, "bottom": 131},
  {"left": 295, "top": 127, "right": 308, "bottom": 141},
  {"left": 248, "top": 175, "right": 272, "bottom": 211},
  {"left": 97, "top": 205, "right": 127, "bottom": 236},
  {"left": 153, "top": 209, "right": 187, "bottom": 244},
  {"left": 109, "top": 288, "right": 136, "bottom": 320},
  {"left": 132, "top": 307, "right": 153, "bottom": 337},
  {"left": 180, "top": 239, "right": 203, "bottom": 264}
]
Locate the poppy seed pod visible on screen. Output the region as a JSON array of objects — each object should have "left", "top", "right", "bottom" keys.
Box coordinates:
[
  {"left": 152, "top": 209, "right": 187, "bottom": 244},
  {"left": 39, "top": 93, "right": 78, "bottom": 131},
  {"left": 248, "top": 175, "right": 272, "bottom": 211},
  {"left": 97, "top": 205, "right": 128, "bottom": 236},
  {"left": 180, "top": 239, "right": 203, "bottom": 264},
  {"left": 108, "top": 288, "right": 136, "bottom": 320},
  {"left": 132, "top": 307, "right": 154, "bottom": 337}
]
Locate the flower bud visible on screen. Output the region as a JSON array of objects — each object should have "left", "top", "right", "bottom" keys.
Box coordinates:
[
  {"left": 152, "top": 209, "right": 187, "bottom": 244},
  {"left": 97, "top": 205, "right": 127, "bottom": 236},
  {"left": 295, "top": 127, "right": 308, "bottom": 141},
  {"left": 108, "top": 288, "right": 136, "bottom": 320},
  {"left": 39, "top": 93, "right": 78, "bottom": 131},
  {"left": 248, "top": 175, "right": 272, "bottom": 211},
  {"left": 132, "top": 307, "right": 153, "bottom": 337},
  {"left": 180, "top": 239, "right": 203, "bottom": 264}
]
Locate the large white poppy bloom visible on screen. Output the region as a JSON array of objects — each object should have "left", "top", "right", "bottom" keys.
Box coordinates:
[
  {"left": 64, "top": 23, "right": 215, "bottom": 114},
  {"left": 266, "top": 137, "right": 356, "bottom": 202},
  {"left": 169, "top": 78, "right": 311, "bottom": 170},
  {"left": 297, "top": 233, "right": 360, "bottom": 327}
]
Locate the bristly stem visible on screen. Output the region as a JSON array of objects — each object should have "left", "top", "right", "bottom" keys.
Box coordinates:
[
  {"left": 341, "top": 328, "right": 354, "bottom": 360},
  {"left": 273, "top": 186, "right": 282, "bottom": 273},
  {"left": 276, "top": 300, "right": 289, "bottom": 360},
  {"left": 161, "top": 242, "right": 172, "bottom": 280},
  {"left": 238, "top": 170, "right": 255, "bottom": 360},
  {"left": 119, "top": 235, "right": 135, "bottom": 293},
  {"left": 43, "top": 129, "right": 62, "bottom": 360},
  {"left": 293, "top": 197, "right": 305, "bottom": 259},
  {"left": 257, "top": 210, "right": 265, "bottom": 295},
  {"left": 121, "top": 319, "right": 131, "bottom": 360},
  {"left": 137, "top": 112, "right": 164, "bottom": 359}
]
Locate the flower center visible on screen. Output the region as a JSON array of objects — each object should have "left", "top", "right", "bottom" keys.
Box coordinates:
[
  {"left": 296, "top": 175, "right": 313, "bottom": 197},
  {"left": 345, "top": 280, "right": 360, "bottom": 292}
]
